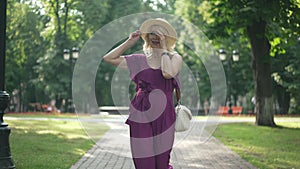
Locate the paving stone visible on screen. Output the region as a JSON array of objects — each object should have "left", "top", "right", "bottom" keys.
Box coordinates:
[{"left": 70, "top": 119, "right": 257, "bottom": 169}]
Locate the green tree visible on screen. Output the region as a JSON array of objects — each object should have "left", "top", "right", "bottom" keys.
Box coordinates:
[
  {"left": 143, "top": 0, "right": 176, "bottom": 12},
  {"left": 95, "top": 0, "right": 144, "bottom": 106},
  {"left": 9, "top": 0, "right": 147, "bottom": 112},
  {"left": 175, "top": 0, "right": 299, "bottom": 126},
  {"left": 272, "top": 37, "right": 300, "bottom": 114},
  {"left": 174, "top": 0, "right": 253, "bottom": 112},
  {"left": 33, "top": 0, "right": 112, "bottom": 111},
  {"left": 6, "top": 1, "right": 47, "bottom": 112}
]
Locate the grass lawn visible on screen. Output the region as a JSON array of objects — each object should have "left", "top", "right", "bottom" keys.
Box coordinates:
[
  {"left": 213, "top": 122, "right": 300, "bottom": 169},
  {"left": 6, "top": 112, "right": 83, "bottom": 119},
  {"left": 5, "top": 112, "right": 116, "bottom": 119},
  {"left": 6, "top": 119, "right": 109, "bottom": 169}
]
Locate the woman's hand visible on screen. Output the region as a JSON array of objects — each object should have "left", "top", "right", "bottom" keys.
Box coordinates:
[
  {"left": 156, "top": 30, "right": 167, "bottom": 50},
  {"left": 103, "top": 30, "right": 141, "bottom": 68},
  {"left": 128, "top": 30, "right": 141, "bottom": 45}
]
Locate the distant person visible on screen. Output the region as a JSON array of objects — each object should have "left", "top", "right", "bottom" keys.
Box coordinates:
[
  {"left": 251, "top": 96, "right": 256, "bottom": 104},
  {"left": 251, "top": 96, "right": 256, "bottom": 114},
  {"left": 47, "top": 99, "right": 58, "bottom": 112},
  {"left": 204, "top": 99, "right": 209, "bottom": 115},
  {"left": 103, "top": 18, "right": 182, "bottom": 169}
]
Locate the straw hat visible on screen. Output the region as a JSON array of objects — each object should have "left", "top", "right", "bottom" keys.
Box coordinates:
[{"left": 140, "top": 18, "right": 178, "bottom": 47}]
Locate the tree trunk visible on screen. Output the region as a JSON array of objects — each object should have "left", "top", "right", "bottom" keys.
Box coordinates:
[
  {"left": 247, "top": 19, "right": 276, "bottom": 126},
  {"left": 276, "top": 84, "right": 290, "bottom": 114},
  {"left": 63, "top": 0, "right": 69, "bottom": 41}
]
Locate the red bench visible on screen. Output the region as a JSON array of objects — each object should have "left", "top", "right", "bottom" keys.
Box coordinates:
[{"left": 216, "top": 106, "right": 243, "bottom": 115}]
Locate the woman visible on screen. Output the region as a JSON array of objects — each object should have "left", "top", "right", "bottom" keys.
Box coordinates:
[{"left": 103, "top": 18, "right": 182, "bottom": 169}]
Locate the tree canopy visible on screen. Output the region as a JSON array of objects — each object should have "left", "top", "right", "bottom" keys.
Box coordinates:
[{"left": 5, "top": 0, "right": 300, "bottom": 122}]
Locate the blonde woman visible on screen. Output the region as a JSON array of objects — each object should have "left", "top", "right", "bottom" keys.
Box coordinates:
[{"left": 103, "top": 18, "right": 182, "bottom": 169}]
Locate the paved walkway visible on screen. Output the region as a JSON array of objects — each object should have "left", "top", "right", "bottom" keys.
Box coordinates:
[{"left": 70, "top": 117, "right": 257, "bottom": 169}]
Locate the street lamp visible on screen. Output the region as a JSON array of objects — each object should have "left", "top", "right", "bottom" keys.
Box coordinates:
[
  {"left": 0, "top": 0, "right": 15, "bottom": 168},
  {"left": 63, "top": 47, "right": 79, "bottom": 112},
  {"left": 219, "top": 49, "right": 239, "bottom": 114}
]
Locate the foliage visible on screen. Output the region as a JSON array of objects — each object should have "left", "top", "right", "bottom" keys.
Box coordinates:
[
  {"left": 144, "top": 0, "right": 176, "bottom": 12},
  {"left": 6, "top": 0, "right": 145, "bottom": 112},
  {"left": 5, "top": 0, "right": 300, "bottom": 115},
  {"left": 174, "top": 0, "right": 253, "bottom": 107},
  {"left": 32, "top": 0, "right": 107, "bottom": 110},
  {"left": 174, "top": 0, "right": 300, "bottom": 121},
  {"left": 6, "top": 1, "right": 48, "bottom": 111},
  {"left": 272, "top": 39, "right": 300, "bottom": 114}
]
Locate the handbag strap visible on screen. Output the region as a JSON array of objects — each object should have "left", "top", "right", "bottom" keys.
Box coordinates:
[{"left": 175, "top": 88, "right": 181, "bottom": 105}]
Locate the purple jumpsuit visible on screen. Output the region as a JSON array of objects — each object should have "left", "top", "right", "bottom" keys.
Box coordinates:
[{"left": 125, "top": 54, "right": 180, "bottom": 169}]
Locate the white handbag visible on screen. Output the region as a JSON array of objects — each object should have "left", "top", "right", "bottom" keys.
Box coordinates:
[{"left": 174, "top": 88, "right": 192, "bottom": 132}]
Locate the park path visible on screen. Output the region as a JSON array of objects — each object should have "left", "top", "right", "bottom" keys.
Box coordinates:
[{"left": 70, "top": 116, "right": 257, "bottom": 169}]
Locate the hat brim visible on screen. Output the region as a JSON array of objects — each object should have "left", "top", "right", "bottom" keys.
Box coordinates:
[{"left": 140, "top": 18, "right": 177, "bottom": 46}]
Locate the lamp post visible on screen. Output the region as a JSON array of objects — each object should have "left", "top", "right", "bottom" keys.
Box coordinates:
[
  {"left": 63, "top": 47, "right": 79, "bottom": 112},
  {"left": 219, "top": 49, "right": 239, "bottom": 114},
  {"left": 0, "top": 0, "right": 15, "bottom": 168}
]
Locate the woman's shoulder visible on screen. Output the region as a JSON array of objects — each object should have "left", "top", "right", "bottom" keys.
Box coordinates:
[
  {"left": 124, "top": 53, "right": 147, "bottom": 68},
  {"left": 125, "top": 53, "right": 146, "bottom": 59},
  {"left": 124, "top": 53, "right": 146, "bottom": 66},
  {"left": 169, "top": 51, "right": 182, "bottom": 59}
]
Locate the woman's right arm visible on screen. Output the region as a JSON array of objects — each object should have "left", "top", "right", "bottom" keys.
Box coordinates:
[{"left": 103, "top": 30, "right": 141, "bottom": 68}]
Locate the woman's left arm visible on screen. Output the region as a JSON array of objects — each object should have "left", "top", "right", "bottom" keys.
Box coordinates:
[
  {"left": 161, "top": 52, "right": 182, "bottom": 79},
  {"left": 157, "top": 30, "right": 182, "bottom": 79}
]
